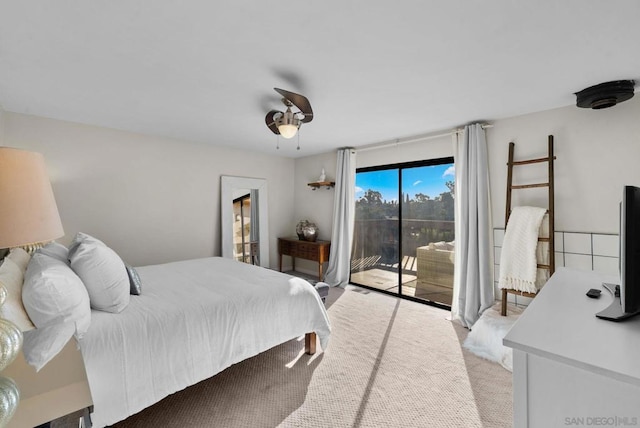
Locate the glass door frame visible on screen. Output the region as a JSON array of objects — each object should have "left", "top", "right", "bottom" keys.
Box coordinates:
[{"left": 351, "top": 157, "right": 454, "bottom": 310}]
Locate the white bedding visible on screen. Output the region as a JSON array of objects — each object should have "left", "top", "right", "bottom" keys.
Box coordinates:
[{"left": 79, "top": 257, "right": 331, "bottom": 427}]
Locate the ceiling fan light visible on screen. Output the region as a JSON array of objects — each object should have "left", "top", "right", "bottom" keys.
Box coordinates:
[
  {"left": 278, "top": 123, "right": 299, "bottom": 139},
  {"left": 275, "top": 107, "right": 300, "bottom": 139}
]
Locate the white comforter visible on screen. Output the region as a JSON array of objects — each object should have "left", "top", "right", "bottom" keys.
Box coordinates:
[{"left": 79, "top": 257, "right": 331, "bottom": 427}]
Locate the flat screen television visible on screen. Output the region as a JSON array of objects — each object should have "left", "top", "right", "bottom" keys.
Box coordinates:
[{"left": 596, "top": 185, "right": 640, "bottom": 321}]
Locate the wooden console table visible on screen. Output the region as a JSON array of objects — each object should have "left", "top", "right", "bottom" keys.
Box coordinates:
[{"left": 278, "top": 237, "right": 331, "bottom": 281}]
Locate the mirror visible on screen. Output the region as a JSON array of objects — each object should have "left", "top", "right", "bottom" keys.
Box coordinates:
[{"left": 221, "top": 176, "right": 269, "bottom": 267}]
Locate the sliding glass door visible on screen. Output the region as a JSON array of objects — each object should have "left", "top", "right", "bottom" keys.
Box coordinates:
[
  {"left": 351, "top": 169, "right": 400, "bottom": 293},
  {"left": 351, "top": 158, "right": 455, "bottom": 307}
]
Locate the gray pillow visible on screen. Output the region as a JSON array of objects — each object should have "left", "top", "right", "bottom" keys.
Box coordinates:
[{"left": 126, "top": 265, "right": 142, "bottom": 295}]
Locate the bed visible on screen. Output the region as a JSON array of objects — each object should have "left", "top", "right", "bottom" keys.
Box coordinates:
[
  {"left": 80, "top": 257, "right": 331, "bottom": 427},
  {"left": 6, "top": 237, "right": 331, "bottom": 428}
]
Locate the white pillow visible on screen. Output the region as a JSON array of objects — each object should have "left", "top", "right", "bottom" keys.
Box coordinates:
[
  {"left": 0, "top": 257, "right": 36, "bottom": 331},
  {"left": 37, "top": 241, "right": 70, "bottom": 264},
  {"left": 22, "top": 253, "right": 91, "bottom": 338},
  {"left": 68, "top": 232, "right": 130, "bottom": 313},
  {"left": 7, "top": 247, "right": 31, "bottom": 271},
  {"left": 22, "top": 321, "right": 75, "bottom": 372}
]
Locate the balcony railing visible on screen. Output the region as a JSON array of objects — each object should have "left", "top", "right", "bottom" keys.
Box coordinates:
[{"left": 351, "top": 218, "right": 455, "bottom": 272}]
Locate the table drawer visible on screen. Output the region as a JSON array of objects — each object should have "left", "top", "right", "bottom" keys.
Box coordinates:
[
  {"left": 297, "top": 250, "right": 319, "bottom": 261},
  {"left": 293, "top": 242, "right": 314, "bottom": 254},
  {"left": 278, "top": 238, "right": 329, "bottom": 262},
  {"left": 279, "top": 240, "right": 294, "bottom": 254}
]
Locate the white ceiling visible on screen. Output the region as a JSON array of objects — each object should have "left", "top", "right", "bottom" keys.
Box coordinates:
[{"left": 1, "top": 1, "right": 639, "bottom": 158}]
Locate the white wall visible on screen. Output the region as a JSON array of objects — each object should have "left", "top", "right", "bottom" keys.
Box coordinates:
[
  {"left": 6, "top": 93, "right": 638, "bottom": 274},
  {"left": 3, "top": 112, "right": 295, "bottom": 268},
  {"left": 292, "top": 96, "right": 640, "bottom": 278},
  {"left": 356, "top": 136, "right": 453, "bottom": 169},
  {"left": 0, "top": 104, "right": 5, "bottom": 143},
  {"left": 293, "top": 151, "right": 338, "bottom": 241},
  {"left": 289, "top": 151, "right": 338, "bottom": 274},
  {"left": 487, "top": 95, "right": 640, "bottom": 234}
]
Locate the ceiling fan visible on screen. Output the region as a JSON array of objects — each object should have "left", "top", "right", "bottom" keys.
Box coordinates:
[{"left": 265, "top": 88, "right": 313, "bottom": 141}]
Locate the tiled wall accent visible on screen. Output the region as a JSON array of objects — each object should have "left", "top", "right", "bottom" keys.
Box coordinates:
[{"left": 494, "top": 229, "right": 619, "bottom": 307}]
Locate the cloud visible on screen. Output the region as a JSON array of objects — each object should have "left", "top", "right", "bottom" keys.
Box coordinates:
[
  {"left": 355, "top": 186, "right": 364, "bottom": 195},
  {"left": 443, "top": 165, "right": 455, "bottom": 177},
  {"left": 413, "top": 180, "right": 422, "bottom": 186}
]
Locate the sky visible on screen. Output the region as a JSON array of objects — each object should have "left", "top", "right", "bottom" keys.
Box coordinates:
[{"left": 355, "top": 163, "right": 455, "bottom": 202}]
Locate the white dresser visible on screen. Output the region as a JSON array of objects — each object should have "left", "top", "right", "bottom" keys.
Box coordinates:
[{"left": 503, "top": 267, "right": 640, "bottom": 428}]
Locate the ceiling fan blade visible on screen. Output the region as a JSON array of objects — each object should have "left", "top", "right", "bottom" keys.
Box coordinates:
[
  {"left": 265, "top": 110, "right": 282, "bottom": 134},
  {"left": 274, "top": 88, "right": 314, "bottom": 123}
]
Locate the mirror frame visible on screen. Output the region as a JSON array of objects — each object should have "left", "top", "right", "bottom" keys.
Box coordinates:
[{"left": 221, "top": 175, "right": 270, "bottom": 267}]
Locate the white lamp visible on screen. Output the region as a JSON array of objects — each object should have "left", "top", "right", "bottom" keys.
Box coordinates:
[
  {"left": 0, "top": 147, "right": 64, "bottom": 425},
  {"left": 0, "top": 148, "right": 64, "bottom": 248}
]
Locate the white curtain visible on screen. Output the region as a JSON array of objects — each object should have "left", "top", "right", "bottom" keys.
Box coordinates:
[
  {"left": 324, "top": 148, "right": 356, "bottom": 287},
  {"left": 451, "top": 123, "right": 494, "bottom": 328}
]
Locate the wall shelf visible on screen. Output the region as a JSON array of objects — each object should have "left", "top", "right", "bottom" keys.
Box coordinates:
[{"left": 307, "top": 181, "right": 335, "bottom": 190}]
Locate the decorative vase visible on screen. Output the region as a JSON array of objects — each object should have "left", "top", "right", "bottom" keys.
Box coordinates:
[
  {"left": 319, "top": 168, "right": 326, "bottom": 182},
  {"left": 296, "top": 220, "right": 308, "bottom": 240},
  {"left": 302, "top": 224, "right": 319, "bottom": 242},
  {"left": 296, "top": 220, "right": 319, "bottom": 242},
  {"left": 0, "top": 376, "right": 19, "bottom": 427},
  {"left": 0, "top": 286, "right": 6, "bottom": 307},
  {"left": 0, "top": 319, "right": 22, "bottom": 372}
]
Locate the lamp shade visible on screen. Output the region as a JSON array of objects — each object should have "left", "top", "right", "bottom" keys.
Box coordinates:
[
  {"left": 278, "top": 124, "right": 299, "bottom": 139},
  {"left": 0, "top": 147, "right": 64, "bottom": 248}
]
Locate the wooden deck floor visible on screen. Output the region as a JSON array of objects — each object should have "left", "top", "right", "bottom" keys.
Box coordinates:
[
  {"left": 351, "top": 255, "right": 453, "bottom": 306},
  {"left": 351, "top": 254, "right": 417, "bottom": 272}
]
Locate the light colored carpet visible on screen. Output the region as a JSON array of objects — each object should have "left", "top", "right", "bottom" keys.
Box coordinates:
[{"left": 110, "top": 286, "right": 512, "bottom": 428}]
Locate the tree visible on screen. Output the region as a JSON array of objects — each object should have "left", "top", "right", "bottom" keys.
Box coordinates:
[
  {"left": 414, "top": 193, "right": 431, "bottom": 203},
  {"left": 356, "top": 189, "right": 388, "bottom": 219},
  {"left": 361, "top": 189, "right": 382, "bottom": 205},
  {"left": 445, "top": 180, "right": 455, "bottom": 196}
]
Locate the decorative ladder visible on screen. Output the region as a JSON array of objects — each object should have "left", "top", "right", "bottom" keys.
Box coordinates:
[{"left": 501, "top": 135, "right": 556, "bottom": 316}]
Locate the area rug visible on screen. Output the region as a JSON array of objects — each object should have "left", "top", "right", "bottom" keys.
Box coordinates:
[{"left": 463, "top": 303, "right": 523, "bottom": 371}]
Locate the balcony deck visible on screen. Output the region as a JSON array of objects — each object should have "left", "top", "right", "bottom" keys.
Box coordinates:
[{"left": 350, "top": 255, "right": 453, "bottom": 306}]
